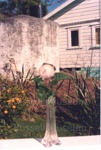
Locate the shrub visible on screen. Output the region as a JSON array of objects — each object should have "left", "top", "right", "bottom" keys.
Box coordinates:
[
  {"left": 56, "top": 70, "right": 100, "bottom": 135},
  {"left": 0, "top": 74, "right": 29, "bottom": 139}
]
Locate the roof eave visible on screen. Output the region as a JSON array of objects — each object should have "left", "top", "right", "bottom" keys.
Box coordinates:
[{"left": 43, "top": 0, "right": 75, "bottom": 19}]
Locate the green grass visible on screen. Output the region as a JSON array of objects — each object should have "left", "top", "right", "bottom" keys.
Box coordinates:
[
  {"left": 13, "top": 118, "right": 46, "bottom": 138},
  {"left": 12, "top": 117, "right": 87, "bottom": 139}
]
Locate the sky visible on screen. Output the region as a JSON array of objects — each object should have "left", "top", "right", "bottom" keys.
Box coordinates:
[{"left": 48, "top": 1, "right": 66, "bottom": 12}]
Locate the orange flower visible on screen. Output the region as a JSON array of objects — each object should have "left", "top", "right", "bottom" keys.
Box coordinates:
[
  {"left": 7, "top": 99, "right": 12, "bottom": 103},
  {"left": 16, "top": 97, "right": 21, "bottom": 103},
  {"left": 11, "top": 98, "right": 15, "bottom": 103},
  {"left": 12, "top": 105, "right": 16, "bottom": 109},
  {"left": 21, "top": 90, "right": 25, "bottom": 94},
  {"left": 16, "top": 97, "right": 19, "bottom": 101},
  {"left": 7, "top": 89, "right": 10, "bottom": 93},
  {"left": 7, "top": 98, "right": 15, "bottom": 103},
  {"left": 4, "top": 110, "right": 8, "bottom": 114}
]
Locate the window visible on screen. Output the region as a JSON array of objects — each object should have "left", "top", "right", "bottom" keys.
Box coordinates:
[
  {"left": 67, "top": 27, "right": 82, "bottom": 49},
  {"left": 71, "top": 30, "right": 79, "bottom": 46},
  {"left": 91, "top": 25, "right": 100, "bottom": 47},
  {"left": 95, "top": 28, "right": 100, "bottom": 45}
]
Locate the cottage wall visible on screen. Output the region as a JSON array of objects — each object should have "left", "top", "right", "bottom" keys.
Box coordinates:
[{"left": 50, "top": 0, "right": 100, "bottom": 68}]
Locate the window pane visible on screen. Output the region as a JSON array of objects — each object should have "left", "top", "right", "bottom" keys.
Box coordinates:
[
  {"left": 71, "top": 30, "right": 79, "bottom": 46},
  {"left": 95, "top": 28, "right": 100, "bottom": 45}
]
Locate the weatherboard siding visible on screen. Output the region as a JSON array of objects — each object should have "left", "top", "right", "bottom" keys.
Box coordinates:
[
  {"left": 54, "top": 0, "right": 100, "bottom": 68},
  {"left": 55, "top": 0, "right": 100, "bottom": 24},
  {"left": 58, "top": 22, "right": 100, "bottom": 68}
]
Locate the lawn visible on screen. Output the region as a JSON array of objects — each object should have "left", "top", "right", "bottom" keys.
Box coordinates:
[{"left": 13, "top": 117, "right": 87, "bottom": 139}]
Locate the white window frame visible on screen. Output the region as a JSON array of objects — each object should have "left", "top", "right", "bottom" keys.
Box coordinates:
[
  {"left": 67, "top": 27, "right": 82, "bottom": 49},
  {"left": 91, "top": 25, "right": 100, "bottom": 48}
]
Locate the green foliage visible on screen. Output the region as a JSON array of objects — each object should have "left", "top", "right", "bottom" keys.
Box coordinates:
[
  {"left": 11, "top": 65, "right": 35, "bottom": 89},
  {"left": 0, "top": 61, "right": 38, "bottom": 139},
  {"left": 33, "top": 76, "right": 53, "bottom": 100},
  {"left": 0, "top": 74, "right": 29, "bottom": 139},
  {"left": 33, "top": 72, "right": 72, "bottom": 101},
  {"left": 0, "top": 0, "right": 45, "bottom": 16},
  {"left": 57, "top": 70, "right": 100, "bottom": 135},
  {"left": 51, "top": 72, "right": 72, "bottom": 86},
  {"left": 0, "top": 0, "right": 66, "bottom": 17},
  {"left": 0, "top": 65, "right": 99, "bottom": 138},
  {"left": 54, "top": 72, "right": 72, "bottom": 81}
]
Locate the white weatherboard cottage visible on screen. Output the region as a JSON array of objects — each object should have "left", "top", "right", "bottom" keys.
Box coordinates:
[{"left": 43, "top": 0, "right": 100, "bottom": 75}]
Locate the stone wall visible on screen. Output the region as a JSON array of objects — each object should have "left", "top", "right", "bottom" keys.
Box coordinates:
[{"left": 0, "top": 15, "right": 59, "bottom": 78}]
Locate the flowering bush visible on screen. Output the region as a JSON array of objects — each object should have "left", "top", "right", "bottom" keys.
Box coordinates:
[{"left": 0, "top": 75, "right": 28, "bottom": 139}]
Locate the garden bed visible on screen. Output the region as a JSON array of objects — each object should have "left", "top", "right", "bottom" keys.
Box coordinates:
[{"left": 0, "top": 69, "right": 100, "bottom": 139}]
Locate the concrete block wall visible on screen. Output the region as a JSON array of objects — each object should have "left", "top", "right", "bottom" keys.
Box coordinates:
[{"left": 0, "top": 15, "right": 59, "bottom": 78}]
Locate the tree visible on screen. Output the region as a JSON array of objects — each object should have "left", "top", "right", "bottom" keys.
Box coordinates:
[
  {"left": 0, "top": 0, "right": 66, "bottom": 16},
  {"left": 0, "top": 0, "right": 41, "bottom": 15}
]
